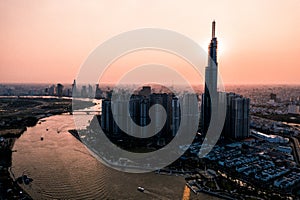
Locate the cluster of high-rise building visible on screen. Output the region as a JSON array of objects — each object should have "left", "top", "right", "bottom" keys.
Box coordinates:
[
  {"left": 100, "top": 21, "right": 250, "bottom": 141},
  {"left": 45, "top": 83, "right": 67, "bottom": 97},
  {"left": 201, "top": 91, "right": 250, "bottom": 139},
  {"left": 42, "top": 80, "right": 105, "bottom": 98},
  {"left": 100, "top": 86, "right": 199, "bottom": 147},
  {"left": 71, "top": 80, "right": 103, "bottom": 99},
  {"left": 201, "top": 21, "right": 250, "bottom": 139},
  {"left": 101, "top": 88, "right": 182, "bottom": 140}
]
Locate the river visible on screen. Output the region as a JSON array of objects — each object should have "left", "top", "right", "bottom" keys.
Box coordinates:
[{"left": 11, "top": 112, "right": 217, "bottom": 199}]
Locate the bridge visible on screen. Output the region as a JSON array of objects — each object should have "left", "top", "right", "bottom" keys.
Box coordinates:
[{"left": 70, "top": 110, "right": 101, "bottom": 115}]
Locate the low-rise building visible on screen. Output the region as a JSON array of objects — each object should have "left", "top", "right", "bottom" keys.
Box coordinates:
[{"left": 251, "top": 130, "right": 289, "bottom": 144}]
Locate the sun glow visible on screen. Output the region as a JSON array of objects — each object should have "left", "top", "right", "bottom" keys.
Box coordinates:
[{"left": 200, "top": 37, "right": 226, "bottom": 59}]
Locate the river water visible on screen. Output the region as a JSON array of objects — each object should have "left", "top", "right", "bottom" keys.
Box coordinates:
[{"left": 11, "top": 113, "right": 217, "bottom": 199}]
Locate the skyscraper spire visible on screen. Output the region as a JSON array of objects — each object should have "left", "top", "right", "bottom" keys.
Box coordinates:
[
  {"left": 208, "top": 20, "right": 218, "bottom": 67},
  {"left": 212, "top": 21, "right": 216, "bottom": 38}
]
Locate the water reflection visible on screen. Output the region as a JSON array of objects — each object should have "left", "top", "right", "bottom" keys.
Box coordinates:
[{"left": 11, "top": 115, "right": 195, "bottom": 199}]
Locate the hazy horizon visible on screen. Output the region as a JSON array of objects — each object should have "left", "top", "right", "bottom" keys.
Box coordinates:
[{"left": 1, "top": 82, "right": 300, "bottom": 86}]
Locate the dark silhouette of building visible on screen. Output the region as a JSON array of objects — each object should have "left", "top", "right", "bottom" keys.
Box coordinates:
[
  {"left": 95, "top": 84, "right": 103, "bottom": 99},
  {"left": 171, "top": 97, "right": 180, "bottom": 137},
  {"left": 81, "top": 86, "right": 88, "bottom": 98},
  {"left": 72, "top": 79, "right": 77, "bottom": 96},
  {"left": 88, "top": 84, "right": 94, "bottom": 98},
  {"left": 222, "top": 93, "right": 250, "bottom": 139},
  {"left": 101, "top": 90, "right": 179, "bottom": 144},
  {"left": 149, "top": 93, "right": 171, "bottom": 137},
  {"left": 100, "top": 21, "right": 250, "bottom": 141},
  {"left": 201, "top": 21, "right": 250, "bottom": 139},
  {"left": 201, "top": 21, "right": 218, "bottom": 135},
  {"left": 56, "top": 83, "right": 63, "bottom": 97},
  {"left": 139, "top": 86, "right": 151, "bottom": 97},
  {"left": 49, "top": 85, "right": 55, "bottom": 96},
  {"left": 101, "top": 99, "right": 113, "bottom": 133},
  {"left": 140, "top": 97, "right": 150, "bottom": 137},
  {"left": 270, "top": 93, "right": 277, "bottom": 102},
  {"left": 129, "top": 94, "right": 141, "bottom": 128}
]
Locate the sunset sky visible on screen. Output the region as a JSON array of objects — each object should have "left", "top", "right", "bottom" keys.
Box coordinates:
[{"left": 1, "top": 0, "right": 300, "bottom": 85}]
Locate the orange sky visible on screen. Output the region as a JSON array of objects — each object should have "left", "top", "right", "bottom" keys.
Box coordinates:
[{"left": 0, "top": 0, "right": 300, "bottom": 85}]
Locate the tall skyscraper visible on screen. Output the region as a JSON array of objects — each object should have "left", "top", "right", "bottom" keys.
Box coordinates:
[
  {"left": 201, "top": 21, "right": 250, "bottom": 139},
  {"left": 206, "top": 20, "right": 218, "bottom": 93},
  {"left": 201, "top": 21, "right": 219, "bottom": 134}
]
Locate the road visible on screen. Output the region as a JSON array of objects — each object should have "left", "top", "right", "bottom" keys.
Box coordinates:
[{"left": 290, "top": 137, "right": 300, "bottom": 166}]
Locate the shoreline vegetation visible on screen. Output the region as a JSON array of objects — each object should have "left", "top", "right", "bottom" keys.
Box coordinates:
[{"left": 0, "top": 97, "right": 91, "bottom": 200}]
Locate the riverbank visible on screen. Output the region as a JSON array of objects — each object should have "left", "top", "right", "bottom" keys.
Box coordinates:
[
  {"left": 0, "top": 97, "right": 92, "bottom": 200},
  {"left": 0, "top": 97, "right": 93, "bottom": 131},
  {"left": 0, "top": 128, "right": 32, "bottom": 200},
  {"left": 11, "top": 114, "right": 210, "bottom": 200}
]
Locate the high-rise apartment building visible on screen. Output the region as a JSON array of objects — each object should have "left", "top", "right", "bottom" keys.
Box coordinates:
[{"left": 222, "top": 93, "right": 250, "bottom": 139}]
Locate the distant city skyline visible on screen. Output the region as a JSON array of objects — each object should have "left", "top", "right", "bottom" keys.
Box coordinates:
[{"left": 1, "top": 0, "right": 300, "bottom": 85}]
